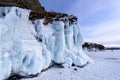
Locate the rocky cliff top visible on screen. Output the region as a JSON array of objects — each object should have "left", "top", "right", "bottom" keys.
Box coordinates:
[
  {"left": 0, "top": 0, "right": 78, "bottom": 26},
  {"left": 0, "top": 0, "right": 46, "bottom": 14},
  {"left": 29, "top": 11, "right": 78, "bottom": 25}
]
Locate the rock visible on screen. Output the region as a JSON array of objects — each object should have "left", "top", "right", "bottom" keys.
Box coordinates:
[
  {"left": 74, "top": 68, "right": 77, "bottom": 71},
  {"left": 0, "top": 0, "right": 46, "bottom": 14}
]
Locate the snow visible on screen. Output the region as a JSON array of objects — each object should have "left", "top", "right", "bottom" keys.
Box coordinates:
[
  {"left": 22, "top": 50, "right": 120, "bottom": 80},
  {"left": 0, "top": 7, "right": 93, "bottom": 79}
]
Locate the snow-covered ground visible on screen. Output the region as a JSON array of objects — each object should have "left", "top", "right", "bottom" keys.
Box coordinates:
[{"left": 22, "top": 50, "right": 120, "bottom": 80}]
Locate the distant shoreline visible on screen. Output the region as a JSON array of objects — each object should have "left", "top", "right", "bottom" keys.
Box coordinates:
[{"left": 105, "top": 47, "right": 120, "bottom": 50}]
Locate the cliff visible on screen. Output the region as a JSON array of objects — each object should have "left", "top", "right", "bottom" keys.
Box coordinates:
[{"left": 0, "top": 7, "right": 93, "bottom": 79}]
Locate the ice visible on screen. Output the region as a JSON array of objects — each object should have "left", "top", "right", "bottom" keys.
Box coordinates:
[
  {"left": 0, "top": 21, "right": 12, "bottom": 80},
  {"left": 62, "top": 57, "right": 73, "bottom": 68},
  {"left": 52, "top": 21, "right": 65, "bottom": 63},
  {"left": 65, "top": 21, "right": 74, "bottom": 50},
  {"left": 0, "top": 57, "right": 12, "bottom": 80},
  {"left": 11, "top": 40, "right": 43, "bottom": 75},
  {"left": 0, "top": 7, "right": 93, "bottom": 79},
  {"left": 22, "top": 50, "right": 120, "bottom": 80}
]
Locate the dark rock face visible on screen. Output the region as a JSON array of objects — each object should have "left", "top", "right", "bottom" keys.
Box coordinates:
[
  {"left": 82, "top": 42, "right": 105, "bottom": 51},
  {"left": 0, "top": 0, "right": 46, "bottom": 14},
  {"left": 29, "top": 11, "right": 78, "bottom": 26}
]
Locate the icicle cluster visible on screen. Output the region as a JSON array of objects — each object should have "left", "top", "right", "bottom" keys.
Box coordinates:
[{"left": 0, "top": 7, "right": 93, "bottom": 79}]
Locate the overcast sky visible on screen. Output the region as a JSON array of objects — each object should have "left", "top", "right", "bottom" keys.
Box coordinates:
[{"left": 41, "top": 0, "right": 120, "bottom": 47}]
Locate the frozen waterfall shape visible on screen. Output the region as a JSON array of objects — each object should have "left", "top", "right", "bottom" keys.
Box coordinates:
[
  {"left": 0, "top": 7, "right": 94, "bottom": 80},
  {"left": 0, "top": 23, "right": 12, "bottom": 80}
]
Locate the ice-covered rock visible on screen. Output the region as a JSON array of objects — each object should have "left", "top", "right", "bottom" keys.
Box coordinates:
[{"left": 0, "top": 7, "right": 93, "bottom": 79}]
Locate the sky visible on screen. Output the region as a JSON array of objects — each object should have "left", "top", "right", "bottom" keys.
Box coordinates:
[{"left": 40, "top": 0, "right": 120, "bottom": 47}]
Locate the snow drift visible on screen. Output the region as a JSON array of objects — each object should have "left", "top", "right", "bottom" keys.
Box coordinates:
[{"left": 0, "top": 7, "right": 93, "bottom": 79}]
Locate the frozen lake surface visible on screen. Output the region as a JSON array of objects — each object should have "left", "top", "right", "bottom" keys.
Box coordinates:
[{"left": 22, "top": 50, "right": 120, "bottom": 80}]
